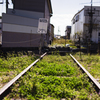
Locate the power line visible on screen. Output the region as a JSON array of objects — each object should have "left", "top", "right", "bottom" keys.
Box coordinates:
[{"left": 80, "top": 1, "right": 100, "bottom": 4}]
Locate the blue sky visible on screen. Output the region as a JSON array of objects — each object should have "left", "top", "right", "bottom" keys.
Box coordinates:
[{"left": 0, "top": 0, "right": 100, "bottom": 36}]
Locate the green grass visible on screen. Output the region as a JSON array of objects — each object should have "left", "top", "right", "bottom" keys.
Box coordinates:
[
  {"left": 73, "top": 52, "right": 100, "bottom": 82},
  {"left": 51, "top": 38, "right": 77, "bottom": 48},
  {"left": 0, "top": 52, "right": 39, "bottom": 89},
  {"left": 51, "top": 38, "right": 77, "bottom": 49},
  {"left": 4, "top": 54, "right": 100, "bottom": 100}
]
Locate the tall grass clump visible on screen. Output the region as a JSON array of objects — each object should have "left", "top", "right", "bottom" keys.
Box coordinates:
[
  {"left": 73, "top": 52, "right": 100, "bottom": 81},
  {"left": 52, "top": 38, "right": 77, "bottom": 48}
]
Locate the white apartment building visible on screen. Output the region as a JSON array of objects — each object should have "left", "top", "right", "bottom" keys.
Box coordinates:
[{"left": 71, "top": 6, "right": 100, "bottom": 43}]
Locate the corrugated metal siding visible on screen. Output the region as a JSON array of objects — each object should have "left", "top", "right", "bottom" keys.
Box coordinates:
[
  {"left": 7, "top": 9, "right": 44, "bottom": 19},
  {"left": 2, "top": 32, "right": 41, "bottom": 47},
  {"left": 2, "top": 13, "right": 38, "bottom": 27},
  {"left": 14, "top": 0, "right": 45, "bottom": 13},
  {"left": 2, "top": 23, "right": 38, "bottom": 34}
]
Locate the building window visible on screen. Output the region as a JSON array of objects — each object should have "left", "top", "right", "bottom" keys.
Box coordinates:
[
  {"left": 73, "top": 19, "right": 75, "bottom": 24},
  {"left": 76, "top": 15, "right": 79, "bottom": 22}
]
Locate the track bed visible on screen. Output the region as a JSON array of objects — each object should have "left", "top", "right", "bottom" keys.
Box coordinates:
[{"left": 0, "top": 53, "right": 99, "bottom": 100}]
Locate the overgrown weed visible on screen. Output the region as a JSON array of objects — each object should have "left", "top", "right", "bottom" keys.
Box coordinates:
[
  {"left": 0, "top": 51, "right": 38, "bottom": 89},
  {"left": 5, "top": 54, "right": 100, "bottom": 100}
]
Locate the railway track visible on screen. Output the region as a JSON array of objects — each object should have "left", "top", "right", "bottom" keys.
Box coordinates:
[
  {"left": 0, "top": 52, "right": 100, "bottom": 99},
  {"left": 0, "top": 52, "right": 47, "bottom": 99},
  {"left": 70, "top": 54, "right": 100, "bottom": 94}
]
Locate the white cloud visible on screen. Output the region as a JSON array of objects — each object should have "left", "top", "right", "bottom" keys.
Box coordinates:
[{"left": 50, "top": 14, "right": 73, "bottom": 36}]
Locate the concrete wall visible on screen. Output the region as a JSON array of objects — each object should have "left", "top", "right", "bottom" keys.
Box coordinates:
[
  {"left": 92, "top": 30, "right": 98, "bottom": 43},
  {"left": 71, "top": 6, "right": 100, "bottom": 43},
  {"left": 84, "top": 6, "right": 100, "bottom": 43},
  {"left": 71, "top": 9, "right": 85, "bottom": 41},
  {"left": 70, "top": 23, "right": 75, "bottom": 40}
]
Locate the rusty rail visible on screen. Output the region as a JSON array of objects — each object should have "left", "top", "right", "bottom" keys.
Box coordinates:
[
  {"left": 70, "top": 54, "right": 100, "bottom": 94},
  {"left": 0, "top": 52, "right": 47, "bottom": 99}
]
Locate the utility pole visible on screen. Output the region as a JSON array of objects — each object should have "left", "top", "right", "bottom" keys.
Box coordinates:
[
  {"left": 87, "top": 0, "right": 94, "bottom": 54},
  {"left": 6, "top": 0, "right": 8, "bottom": 13},
  {"left": 89, "top": 0, "right": 93, "bottom": 37}
]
